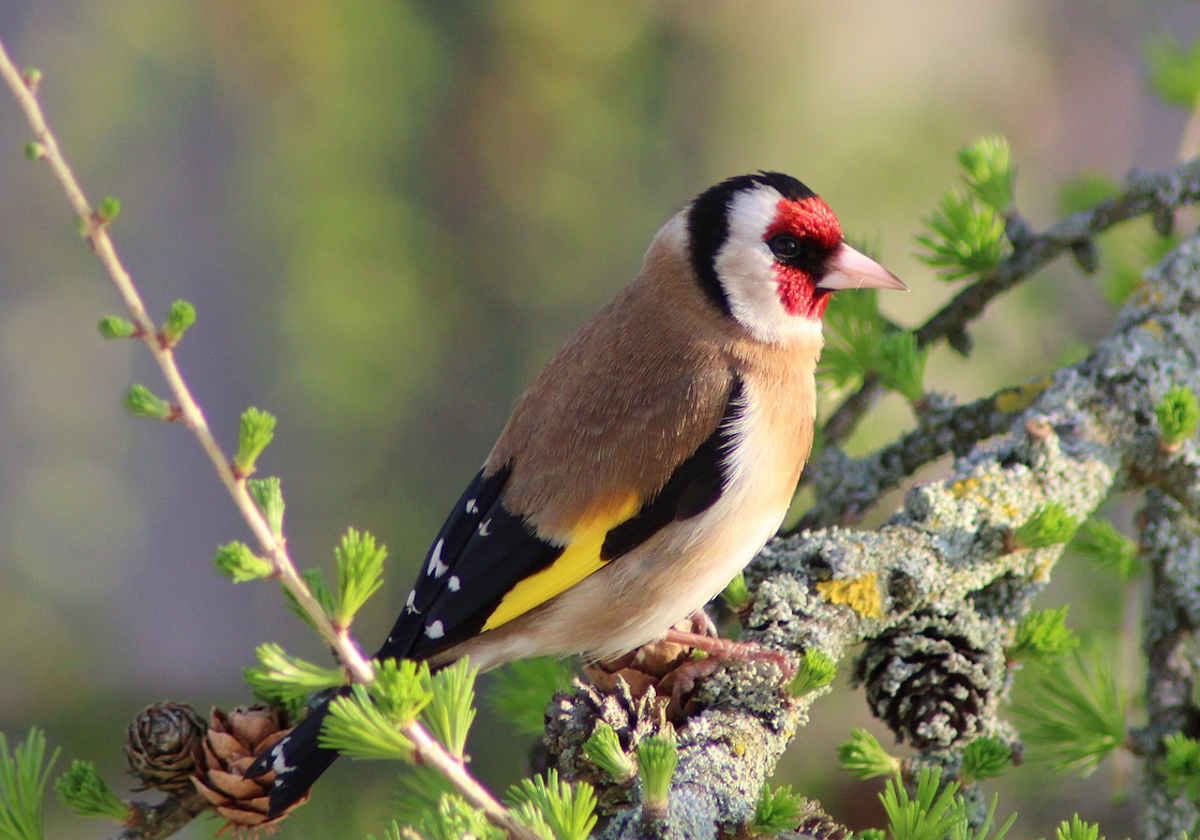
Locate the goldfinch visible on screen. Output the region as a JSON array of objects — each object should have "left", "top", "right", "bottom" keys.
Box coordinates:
[{"left": 250, "top": 171, "right": 905, "bottom": 814}]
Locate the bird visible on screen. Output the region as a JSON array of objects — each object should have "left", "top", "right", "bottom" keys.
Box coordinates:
[{"left": 248, "top": 171, "right": 906, "bottom": 815}]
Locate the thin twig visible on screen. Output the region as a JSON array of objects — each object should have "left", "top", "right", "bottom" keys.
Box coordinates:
[
  {"left": 109, "top": 791, "right": 209, "bottom": 840},
  {"left": 0, "top": 38, "right": 529, "bottom": 840},
  {"left": 820, "top": 156, "right": 1200, "bottom": 446}
]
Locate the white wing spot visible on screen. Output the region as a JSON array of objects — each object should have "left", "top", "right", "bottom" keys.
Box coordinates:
[
  {"left": 448, "top": 575, "right": 460, "bottom": 592},
  {"left": 478, "top": 518, "right": 492, "bottom": 537},
  {"left": 427, "top": 539, "right": 449, "bottom": 577},
  {"left": 405, "top": 590, "right": 418, "bottom": 614},
  {"left": 272, "top": 743, "right": 293, "bottom": 775},
  {"left": 465, "top": 498, "right": 479, "bottom": 514},
  {"left": 425, "top": 620, "right": 445, "bottom": 639}
]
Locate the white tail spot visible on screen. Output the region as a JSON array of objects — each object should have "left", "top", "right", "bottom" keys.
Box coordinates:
[
  {"left": 425, "top": 620, "right": 445, "bottom": 639},
  {"left": 448, "top": 575, "right": 460, "bottom": 592}
]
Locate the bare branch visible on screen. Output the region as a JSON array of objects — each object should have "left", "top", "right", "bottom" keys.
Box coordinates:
[
  {"left": 0, "top": 38, "right": 528, "bottom": 839},
  {"left": 820, "top": 157, "right": 1200, "bottom": 447}
]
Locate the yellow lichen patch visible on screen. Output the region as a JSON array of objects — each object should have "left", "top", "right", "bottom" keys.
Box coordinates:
[
  {"left": 816, "top": 574, "right": 882, "bottom": 618},
  {"left": 1138, "top": 320, "right": 1163, "bottom": 338},
  {"left": 994, "top": 377, "right": 1052, "bottom": 413},
  {"left": 731, "top": 741, "right": 746, "bottom": 757},
  {"left": 950, "top": 477, "right": 981, "bottom": 499}
]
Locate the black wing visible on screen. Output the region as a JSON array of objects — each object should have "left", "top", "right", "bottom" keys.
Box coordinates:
[
  {"left": 374, "top": 375, "right": 744, "bottom": 664},
  {"left": 374, "top": 463, "right": 563, "bottom": 661}
]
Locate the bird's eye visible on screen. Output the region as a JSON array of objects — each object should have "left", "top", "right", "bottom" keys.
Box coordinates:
[{"left": 768, "top": 234, "right": 801, "bottom": 260}]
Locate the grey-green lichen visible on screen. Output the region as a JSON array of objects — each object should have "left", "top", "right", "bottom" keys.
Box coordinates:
[{"left": 546, "top": 234, "right": 1200, "bottom": 839}]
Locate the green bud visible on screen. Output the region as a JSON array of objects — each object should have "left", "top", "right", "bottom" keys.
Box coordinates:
[
  {"left": 23, "top": 141, "right": 45, "bottom": 161},
  {"left": 872, "top": 330, "right": 927, "bottom": 405},
  {"left": 1009, "top": 605, "right": 1080, "bottom": 664},
  {"left": 54, "top": 760, "right": 131, "bottom": 821},
  {"left": 721, "top": 571, "right": 750, "bottom": 611},
  {"left": 957, "top": 136, "right": 1014, "bottom": 212},
  {"left": 916, "top": 189, "right": 1008, "bottom": 281},
  {"left": 233, "top": 406, "right": 276, "bottom": 476},
  {"left": 636, "top": 735, "right": 678, "bottom": 821},
  {"left": 98, "top": 316, "right": 136, "bottom": 339},
  {"left": 1012, "top": 502, "right": 1077, "bottom": 550},
  {"left": 1071, "top": 517, "right": 1141, "bottom": 580},
  {"left": 582, "top": 722, "right": 636, "bottom": 783},
  {"left": 247, "top": 477, "right": 285, "bottom": 537},
  {"left": 1156, "top": 384, "right": 1199, "bottom": 450},
  {"left": 789, "top": 648, "right": 837, "bottom": 696},
  {"left": 857, "top": 830, "right": 886, "bottom": 840},
  {"left": 160, "top": 299, "right": 196, "bottom": 346},
  {"left": 243, "top": 642, "right": 345, "bottom": 712},
  {"left": 752, "top": 783, "right": 804, "bottom": 834},
  {"left": 837, "top": 728, "right": 900, "bottom": 779},
  {"left": 123, "top": 384, "right": 173, "bottom": 420},
  {"left": 333, "top": 527, "right": 387, "bottom": 628},
  {"left": 96, "top": 196, "right": 121, "bottom": 223},
  {"left": 960, "top": 736, "right": 1012, "bottom": 783},
  {"left": 1162, "top": 732, "right": 1200, "bottom": 799},
  {"left": 22, "top": 67, "right": 42, "bottom": 91},
  {"left": 213, "top": 541, "right": 273, "bottom": 582}
]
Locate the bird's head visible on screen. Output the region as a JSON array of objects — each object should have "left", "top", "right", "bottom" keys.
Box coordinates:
[{"left": 686, "top": 171, "right": 906, "bottom": 343}]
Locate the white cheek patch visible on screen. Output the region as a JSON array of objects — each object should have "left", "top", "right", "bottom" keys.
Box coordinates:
[{"left": 714, "top": 188, "right": 823, "bottom": 345}]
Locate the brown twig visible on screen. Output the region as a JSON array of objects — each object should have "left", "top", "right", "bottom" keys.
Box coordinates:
[
  {"left": 109, "top": 791, "right": 209, "bottom": 840},
  {"left": 819, "top": 156, "right": 1200, "bottom": 447},
  {"left": 0, "top": 38, "right": 531, "bottom": 840}
]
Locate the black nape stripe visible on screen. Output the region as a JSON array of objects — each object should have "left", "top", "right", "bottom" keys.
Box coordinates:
[
  {"left": 687, "top": 172, "right": 816, "bottom": 316},
  {"left": 600, "top": 376, "right": 745, "bottom": 561}
]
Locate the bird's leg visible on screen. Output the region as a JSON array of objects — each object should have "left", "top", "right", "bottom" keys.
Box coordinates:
[
  {"left": 662, "top": 629, "right": 796, "bottom": 680},
  {"left": 659, "top": 628, "right": 796, "bottom": 716},
  {"left": 685, "top": 608, "right": 720, "bottom": 638}
]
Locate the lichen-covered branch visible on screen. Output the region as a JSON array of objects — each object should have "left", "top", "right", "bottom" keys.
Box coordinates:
[
  {"left": 820, "top": 156, "right": 1200, "bottom": 447},
  {"left": 548, "top": 233, "right": 1200, "bottom": 837},
  {"left": 790, "top": 383, "right": 1042, "bottom": 532},
  {"left": 1132, "top": 491, "right": 1200, "bottom": 840}
]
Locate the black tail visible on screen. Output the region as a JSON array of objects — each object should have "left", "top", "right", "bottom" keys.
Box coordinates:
[{"left": 245, "top": 688, "right": 347, "bottom": 817}]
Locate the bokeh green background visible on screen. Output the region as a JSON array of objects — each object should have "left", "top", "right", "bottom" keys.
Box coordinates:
[{"left": 1, "top": 2, "right": 1196, "bottom": 837}]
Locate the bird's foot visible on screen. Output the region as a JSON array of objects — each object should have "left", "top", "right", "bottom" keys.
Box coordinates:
[
  {"left": 662, "top": 629, "right": 796, "bottom": 680},
  {"left": 684, "top": 608, "right": 720, "bottom": 639},
  {"left": 660, "top": 629, "right": 795, "bottom": 714}
]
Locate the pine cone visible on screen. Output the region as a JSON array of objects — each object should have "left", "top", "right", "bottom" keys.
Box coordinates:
[
  {"left": 853, "top": 609, "right": 1004, "bottom": 750},
  {"left": 190, "top": 705, "right": 304, "bottom": 834},
  {"left": 543, "top": 675, "right": 674, "bottom": 813},
  {"left": 792, "top": 806, "right": 853, "bottom": 840},
  {"left": 125, "top": 701, "right": 206, "bottom": 793}
]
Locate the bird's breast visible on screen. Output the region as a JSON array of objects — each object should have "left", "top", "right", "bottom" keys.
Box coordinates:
[{"left": 566, "top": 366, "right": 816, "bottom": 660}]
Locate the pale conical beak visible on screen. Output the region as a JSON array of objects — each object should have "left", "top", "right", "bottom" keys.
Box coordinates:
[{"left": 815, "top": 242, "right": 908, "bottom": 292}]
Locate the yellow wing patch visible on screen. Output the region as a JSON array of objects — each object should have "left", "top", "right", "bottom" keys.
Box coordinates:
[{"left": 481, "top": 495, "right": 640, "bottom": 632}]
